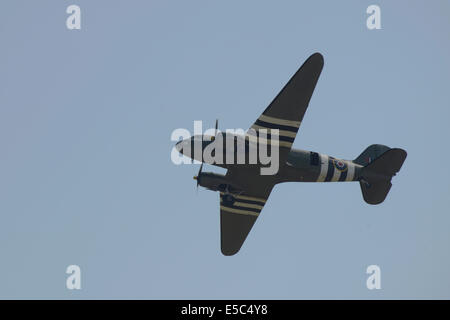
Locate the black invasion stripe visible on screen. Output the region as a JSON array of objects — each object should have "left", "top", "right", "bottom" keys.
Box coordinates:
[
  {"left": 247, "top": 130, "right": 295, "bottom": 143},
  {"left": 263, "top": 134, "right": 295, "bottom": 143},
  {"left": 254, "top": 119, "right": 298, "bottom": 133},
  {"left": 220, "top": 195, "right": 266, "bottom": 207},
  {"left": 325, "top": 159, "right": 335, "bottom": 182},
  {"left": 269, "top": 134, "right": 294, "bottom": 143},
  {"left": 339, "top": 170, "right": 347, "bottom": 181},
  {"left": 234, "top": 197, "right": 266, "bottom": 207},
  {"left": 221, "top": 203, "right": 261, "bottom": 213}
]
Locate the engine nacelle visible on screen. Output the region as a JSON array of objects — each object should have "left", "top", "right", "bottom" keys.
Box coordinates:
[{"left": 196, "top": 172, "right": 241, "bottom": 193}]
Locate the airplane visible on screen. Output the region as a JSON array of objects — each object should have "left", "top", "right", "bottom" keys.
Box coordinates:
[{"left": 175, "top": 52, "right": 407, "bottom": 256}]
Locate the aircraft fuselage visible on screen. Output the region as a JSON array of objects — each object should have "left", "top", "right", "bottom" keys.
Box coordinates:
[
  {"left": 176, "top": 134, "right": 363, "bottom": 187},
  {"left": 283, "top": 148, "right": 363, "bottom": 183}
]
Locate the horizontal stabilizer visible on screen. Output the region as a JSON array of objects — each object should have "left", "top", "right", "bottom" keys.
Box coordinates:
[
  {"left": 354, "top": 144, "right": 391, "bottom": 166},
  {"left": 359, "top": 148, "right": 407, "bottom": 204}
]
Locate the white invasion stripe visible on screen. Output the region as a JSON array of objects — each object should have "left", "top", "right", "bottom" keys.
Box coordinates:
[
  {"left": 232, "top": 201, "right": 264, "bottom": 210},
  {"left": 251, "top": 124, "right": 297, "bottom": 138},
  {"left": 316, "top": 154, "right": 329, "bottom": 182},
  {"left": 258, "top": 114, "right": 301, "bottom": 128},
  {"left": 220, "top": 206, "right": 260, "bottom": 216},
  {"left": 346, "top": 162, "right": 355, "bottom": 181},
  {"left": 331, "top": 160, "right": 342, "bottom": 182},
  {"left": 220, "top": 192, "right": 267, "bottom": 204},
  {"left": 246, "top": 134, "right": 292, "bottom": 148}
]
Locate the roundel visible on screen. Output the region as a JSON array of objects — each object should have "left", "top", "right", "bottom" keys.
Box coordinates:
[{"left": 334, "top": 159, "right": 348, "bottom": 172}]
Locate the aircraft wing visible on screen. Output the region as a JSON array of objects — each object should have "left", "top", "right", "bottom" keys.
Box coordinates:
[
  {"left": 219, "top": 53, "right": 323, "bottom": 255},
  {"left": 247, "top": 53, "right": 324, "bottom": 157},
  {"left": 220, "top": 168, "right": 275, "bottom": 256}
]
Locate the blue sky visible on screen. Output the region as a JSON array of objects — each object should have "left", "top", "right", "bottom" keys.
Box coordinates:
[{"left": 0, "top": 0, "right": 449, "bottom": 299}]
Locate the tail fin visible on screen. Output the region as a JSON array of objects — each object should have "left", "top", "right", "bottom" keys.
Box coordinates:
[
  {"left": 354, "top": 144, "right": 391, "bottom": 166},
  {"left": 357, "top": 148, "right": 407, "bottom": 205}
]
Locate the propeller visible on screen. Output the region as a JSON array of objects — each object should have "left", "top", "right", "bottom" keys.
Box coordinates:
[
  {"left": 211, "top": 119, "right": 219, "bottom": 141},
  {"left": 193, "top": 119, "right": 217, "bottom": 190},
  {"left": 193, "top": 162, "right": 203, "bottom": 190}
]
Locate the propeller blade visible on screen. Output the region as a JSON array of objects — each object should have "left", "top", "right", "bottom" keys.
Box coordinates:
[
  {"left": 196, "top": 163, "right": 203, "bottom": 188},
  {"left": 215, "top": 119, "right": 218, "bottom": 136}
]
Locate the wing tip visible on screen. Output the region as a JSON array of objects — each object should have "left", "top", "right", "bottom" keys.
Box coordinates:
[
  {"left": 309, "top": 52, "right": 324, "bottom": 66},
  {"left": 221, "top": 247, "right": 240, "bottom": 256}
]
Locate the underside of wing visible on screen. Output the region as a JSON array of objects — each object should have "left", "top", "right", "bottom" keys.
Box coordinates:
[
  {"left": 247, "top": 53, "right": 324, "bottom": 156},
  {"left": 220, "top": 191, "right": 271, "bottom": 256},
  {"left": 219, "top": 167, "right": 274, "bottom": 256}
]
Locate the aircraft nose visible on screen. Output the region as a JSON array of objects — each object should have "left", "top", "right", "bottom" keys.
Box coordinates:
[{"left": 175, "top": 140, "right": 183, "bottom": 153}]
